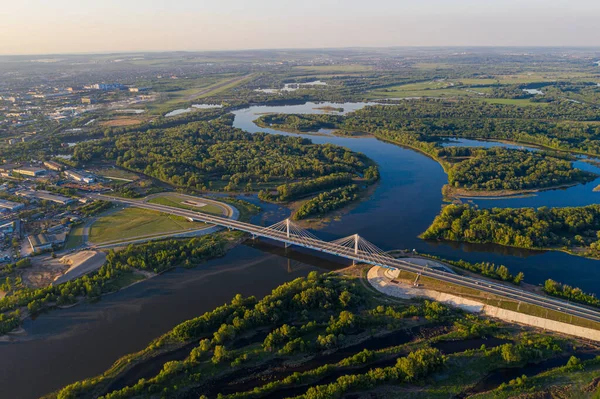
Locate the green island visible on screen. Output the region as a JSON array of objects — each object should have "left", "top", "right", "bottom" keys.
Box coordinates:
[
  {"left": 47, "top": 271, "right": 600, "bottom": 399},
  {"left": 422, "top": 203, "right": 600, "bottom": 258}
]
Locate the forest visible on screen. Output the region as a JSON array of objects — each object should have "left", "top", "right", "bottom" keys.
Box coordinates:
[
  {"left": 51, "top": 272, "right": 593, "bottom": 399},
  {"left": 421, "top": 204, "right": 600, "bottom": 256},
  {"left": 256, "top": 109, "right": 595, "bottom": 194},
  {"left": 72, "top": 118, "right": 374, "bottom": 193},
  {"left": 544, "top": 279, "right": 600, "bottom": 309},
  {"left": 445, "top": 147, "right": 595, "bottom": 191},
  {"left": 293, "top": 184, "right": 360, "bottom": 220},
  {"left": 0, "top": 233, "right": 234, "bottom": 330}
]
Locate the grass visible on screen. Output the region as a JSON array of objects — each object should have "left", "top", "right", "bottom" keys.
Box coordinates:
[
  {"left": 367, "top": 81, "right": 476, "bottom": 99},
  {"left": 99, "top": 118, "right": 144, "bottom": 127},
  {"left": 93, "top": 167, "right": 139, "bottom": 181},
  {"left": 147, "top": 73, "right": 253, "bottom": 114},
  {"left": 64, "top": 224, "right": 85, "bottom": 250},
  {"left": 472, "top": 357, "right": 600, "bottom": 398},
  {"left": 479, "top": 98, "right": 549, "bottom": 106},
  {"left": 148, "top": 195, "right": 224, "bottom": 215},
  {"left": 391, "top": 269, "right": 600, "bottom": 331},
  {"left": 192, "top": 73, "right": 255, "bottom": 99},
  {"left": 88, "top": 207, "right": 204, "bottom": 244},
  {"left": 103, "top": 270, "right": 146, "bottom": 292},
  {"left": 293, "top": 65, "right": 372, "bottom": 72}
]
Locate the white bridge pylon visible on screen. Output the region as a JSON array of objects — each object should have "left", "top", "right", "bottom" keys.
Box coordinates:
[{"left": 260, "top": 218, "right": 393, "bottom": 265}]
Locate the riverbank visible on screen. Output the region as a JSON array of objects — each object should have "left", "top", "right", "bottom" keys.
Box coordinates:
[
  {"left": 442, "top": 181, "right": 586, "bottom": 200},
  {"left": 367, "top": 266, "right": 600, "bottom": 340}
]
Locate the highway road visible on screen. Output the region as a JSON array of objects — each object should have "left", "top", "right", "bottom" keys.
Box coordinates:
[{"left": 94, "top": 194, "right": 600, "bottom": 326}]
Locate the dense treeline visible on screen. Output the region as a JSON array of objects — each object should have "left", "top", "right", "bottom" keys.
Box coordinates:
[
  {"left": 418, "top": 254, "right": 524, "bottom": 284},
  {"left": 348, "top": 101, "right": 600, "bottom": 155},
  {"left": 544, "top": 279, "right": 600, "bottom": 308},
  {"left": 446, "top": 147, "right": 593, "bottom": 191},
  {"left": 0, "top": 234, "right": 230, "bottom": 331},
  {"left": 54, "top": 267, "right": 572, "bottom": 399},
  {"left": 56, "top": 271, "right": 462, "bottom": 399},
  {"left": 109, "top": 235, "right": 227, "bottom": 273},
  {"left": 258, "top": 99, "right": 600, "bottom": 157},
  {"left": 294, "top": 347, "right": 447, "bottom": 399},
  {"left": 273, "top": 173, "right": 354, "bottom": 201},
  {"left": 79, "top": 200, "right": 113, "bottom": 217},
  {"left": 422, "top": 204, "right": 600, "bottom": 255},
  {"left": 259, "top": 110, "right": 593, "bottom": 193},
  {"left": 72, "top": 119, "right": 372, "bottom": 191},
  {"left": 293, "top": 184, "right": 360, "bottom": 220},
  {"left": 0, "top": 312, "right": 20, "bottom": 334},
  {"left": 256, "top": 113, "right": 343, "bottom": 132}
]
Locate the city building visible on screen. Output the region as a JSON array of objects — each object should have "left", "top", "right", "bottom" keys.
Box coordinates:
[
  {"left": 0, "top": 220, "right": 16, "bottom": 233},
  {"left": 0, "top": 164, "right": 20, "bottom": 173},
  {"left": 91, "top": 83, "right": 126, "bottom": 91},
  {"left": 44, "top": 160, "right": 64, "bottom": 171},
  {"left": 65, "top": 169, "right": 96, "bottom": 184},
  {"left": 28, "top": 234, "right": 53, "bottom": 253},
  {"left": 16, "top": 190, "right": 75, "bottom": 205},
  {"left": 128, "top": 87, "right": 150, "bottom": 93},
  {"left": 0, "top": 199, "right": 24, "bottom": 212},
  {"left": 13, "top": 166, "right": 46, "bottom": 177}
]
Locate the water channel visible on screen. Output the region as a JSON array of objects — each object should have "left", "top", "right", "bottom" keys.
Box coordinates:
[{"left": 2, "top": 101, "right": 600, "bottom": 398}]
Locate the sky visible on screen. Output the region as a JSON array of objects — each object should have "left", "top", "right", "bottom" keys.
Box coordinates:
[{"left": 1, "top": 0, "right": 599, "bottom": 55}]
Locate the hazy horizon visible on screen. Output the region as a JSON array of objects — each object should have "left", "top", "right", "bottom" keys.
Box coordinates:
[{"left": 3, "top": 0, "right": 599, "bottom": 55}]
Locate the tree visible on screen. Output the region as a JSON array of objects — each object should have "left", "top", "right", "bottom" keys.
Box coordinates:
[
  {"left": 211, "top": 345, "right": 228, "bottom": 364},
  {"left": 513, "top": 272, "right": 525, "bottom": 285}
]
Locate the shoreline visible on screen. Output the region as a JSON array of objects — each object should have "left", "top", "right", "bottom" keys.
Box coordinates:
[
  {"left": 366, "top": 266, "right": 600, "bottom": 341},
  {"left": 419, "top": 236, "right": 600, "bottom": 261},
  {"left": 441, "top": 181, "right": 589, "bottom": 200}
]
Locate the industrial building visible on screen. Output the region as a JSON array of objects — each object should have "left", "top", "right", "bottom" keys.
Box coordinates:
[
  {"left": 65, "top": 169, "right": 96, "bottom": 184},
  {"left": 44, "top": 160, "right": 64, "bottom": 171},
  {"left": 91, "top": 83, "right": 126, "bottom": 91},
  {"left": 13, "top": 166, "right": 46, "bottom": 177},
  {"left": 28, "top": 234, "right": 53, "bottom": 253},
  {"left": 0, "top": 220, "right": 16, "bottom": 233},
  {"left": 0, "top": 199, "right": 25, "bottom": 212},
  {"left": 16, "top": 190, "right": 75, "bottom": 205}
]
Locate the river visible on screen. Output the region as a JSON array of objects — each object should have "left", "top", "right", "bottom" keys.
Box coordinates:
[{"left": 2, "top": 101, "right": 600, "bottom": 398}]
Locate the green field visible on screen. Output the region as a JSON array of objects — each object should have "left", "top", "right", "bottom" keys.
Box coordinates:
[
  {"left": 64, "top": 225, "right": 85, "bottom": 250},
  {"left": 367, "top": 81, "right": 475, "bottom": 99},
  {"left": 88, "top": 208, "right": 205, "bottom": 244},
  {"left": 148, "top": 195, "right": 225, "bottom": 215},
  {"left": 293, "top": 64, "right": 372, "bottom": 73},
  {"left": 93, "top": 167, "right": 139, "bottom": 181}
]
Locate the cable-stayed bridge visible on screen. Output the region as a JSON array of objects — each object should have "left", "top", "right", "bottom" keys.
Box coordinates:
[{"left": 95, "top": 195, "right": 600, "bottom": 325}]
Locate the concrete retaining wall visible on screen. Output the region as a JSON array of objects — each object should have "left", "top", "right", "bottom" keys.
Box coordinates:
[{"left": 368, "top": 266, "right": 600, "bottom": 342}]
